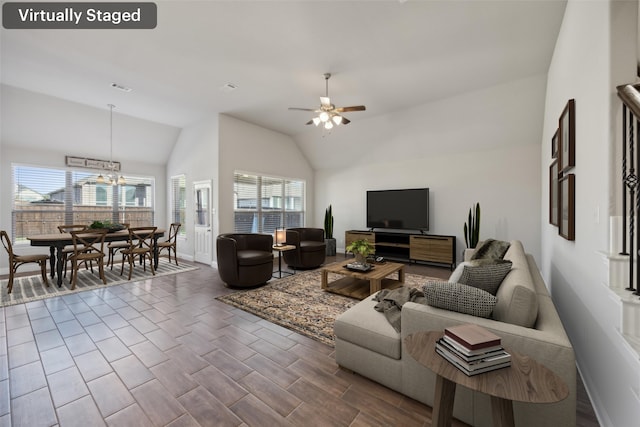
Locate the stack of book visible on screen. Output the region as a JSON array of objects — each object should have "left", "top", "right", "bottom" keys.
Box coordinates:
[{"left": 436, "top": 324, "right": 511, "bottom": 376}]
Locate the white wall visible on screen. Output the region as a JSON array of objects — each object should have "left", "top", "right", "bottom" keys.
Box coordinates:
[
  {"left": 542, "top": 1, "right": 640, "bottom": 426},
  {"left": 0, "top": 88, "right": 174, "bottom": 273},
  {"left": 166, "top": 115, "right": 220, "bottom": 263},
  {"left": 309, "top": 75, "right": 545, "bottom": 262},
  {"left": 218, "top": 114, "right": 315, "bottom": 237}
]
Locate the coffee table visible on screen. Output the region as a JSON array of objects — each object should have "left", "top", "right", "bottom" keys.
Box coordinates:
[
  {"left": 321, "top": 259, "right": 405, "bottom": 300},
  {"left": 405, "top": 331, "right": 569, "bottom": 427}
]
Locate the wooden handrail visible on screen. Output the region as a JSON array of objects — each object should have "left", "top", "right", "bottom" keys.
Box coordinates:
[{"left": 617, "top": 84, "right": 640, "bottom": 119}]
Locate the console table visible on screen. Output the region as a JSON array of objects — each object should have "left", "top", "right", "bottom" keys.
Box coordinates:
[
  {"left": 405, "top": 331, "right": 569, "bottom": 427},
  {"left": 345, "top": 230, "right": 456, "bottom": 269}
]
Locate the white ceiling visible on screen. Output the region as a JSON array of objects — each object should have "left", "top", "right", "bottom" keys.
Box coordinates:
[{"left": 1, "top": 0, "right": 566, "bottom": 144}]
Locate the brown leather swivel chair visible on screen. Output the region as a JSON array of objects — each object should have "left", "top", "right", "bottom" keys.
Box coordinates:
[
  {"left": 283, "top": 228, "right": 326, "bottom": 269},
  {"left": 216, "top": 233, "right": 274, "bottom": 288}
]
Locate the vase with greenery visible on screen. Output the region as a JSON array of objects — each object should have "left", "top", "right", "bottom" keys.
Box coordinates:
[
  {"left": 346, "top": 239, "right": 375, "bottom": 266},
  {"left": 463, "top": 202, "right": 481, "bottom": 248},
  {"left": 324, "top": 205, "right": 336, "bottom": 256}
]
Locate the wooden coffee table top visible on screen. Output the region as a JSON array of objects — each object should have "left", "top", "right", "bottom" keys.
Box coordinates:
[
  {"left": 322, "top": 259, "right": 404, "bottom": 279},
  {"left": 405, "top": 331, "right": 569, "bottom": 404}
]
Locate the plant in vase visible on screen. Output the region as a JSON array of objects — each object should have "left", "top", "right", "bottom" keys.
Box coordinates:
[
  {"left": 463, "top": 202, "right": 481, "bottom": 248},
  {"left": 324, "top": 205, "right": 336, "bottom": 256},
  {"left": 345, "top": 239, "right": 375, "bottom": 266}
]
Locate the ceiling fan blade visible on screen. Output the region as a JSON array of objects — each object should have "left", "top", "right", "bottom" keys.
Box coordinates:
[
  {"left": 320, "top": 97, "right": 331, "bottom": 108},
  {"left": 341, "top": 116, "right": 351, "bottom": 125},
  {"left": 335, "top": 105, "right": 366, "bottom": 113},
  {"left": 288, "top": 107, "right": 317, "bottom": 112},
  {"left": 305, "top": 119, "right": 314, "bottom": 125}
]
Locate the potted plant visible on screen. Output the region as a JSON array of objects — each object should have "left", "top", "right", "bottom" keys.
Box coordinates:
[
  {"left": 324, "top": 205, "right": 336, "bottom": 256},
  {"left": 463, "top": 202, "right": 481, "bottom": 248},
  {"left": 346, "top": 239, "right": 375, "bottom": 266}
]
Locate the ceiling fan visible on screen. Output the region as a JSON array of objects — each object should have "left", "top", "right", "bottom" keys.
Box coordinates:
[{"left": 289, "top": 73, "right": 366, "bottom": 129}]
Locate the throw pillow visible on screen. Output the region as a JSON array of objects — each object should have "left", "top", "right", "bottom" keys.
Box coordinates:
[
  {"left": 422, "top": 281, "right": 497, "bottom": 318},
  {"left": 470, "top": 239, "right": 511, "bottom": 261},
  {"left": 458, "top": 261, "right": 513, "bottom": 295},
  {"left": 448, "top": 261, "right": 473, "bottom": 283}
]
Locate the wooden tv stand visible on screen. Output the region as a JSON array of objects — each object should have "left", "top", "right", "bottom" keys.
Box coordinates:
[{"left": 345, "top": 230, "right": 456, "bottom": 270}]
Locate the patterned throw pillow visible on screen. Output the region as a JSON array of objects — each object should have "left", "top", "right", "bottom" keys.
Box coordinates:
[
  {"left": 458, "top": 261, "right": 513, "bottom": 295},
  {"left": 470, "top": 239, "right": 511, "bottom": 261},
  {"left": 422, "top": 281, "right": 497, "bottom": 318}
]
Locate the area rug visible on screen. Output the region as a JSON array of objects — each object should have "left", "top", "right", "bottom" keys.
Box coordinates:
[
  {"left": 0, "top": 261, "right": 199, "bottom": 307},
  {"left": 216, "top": 270, "right": 436, "bottom": 347}
]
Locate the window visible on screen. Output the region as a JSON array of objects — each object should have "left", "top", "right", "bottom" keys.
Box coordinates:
[
  {"left": 170, "top": 174, "right": 186, "bottom": 236},
  {"left": 234, "top": 172, "right": 305, "bottom": 234},
  {"left": 12, "top": 164, "right": 155, "bottom": 243}
]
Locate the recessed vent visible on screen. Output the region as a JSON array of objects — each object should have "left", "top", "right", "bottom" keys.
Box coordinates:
[
  {"left": 111, "top": 82, "right": 132, "bottom": 92},
  {"left": 220, "top": 83, "right": 239, "bottom": 93}
]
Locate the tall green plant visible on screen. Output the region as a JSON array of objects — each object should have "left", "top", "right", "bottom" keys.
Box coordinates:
[
  {"left": 464, "top": 203, "right": 481, "bottom": 248},
  {"left": 324, "top": 205, "right": 334, "bottom": 239}
]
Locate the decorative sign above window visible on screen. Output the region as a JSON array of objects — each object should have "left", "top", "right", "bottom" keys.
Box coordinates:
[{"left": 65, "top": 156, "right": 121, "bottom": 172}]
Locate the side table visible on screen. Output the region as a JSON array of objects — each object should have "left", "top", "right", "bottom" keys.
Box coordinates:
[
  {"left": 405, "top": 331, "right": 568, "bottom": 427},
  {"left": 272, "top": 244, "right": 295, "bottom": 278}
]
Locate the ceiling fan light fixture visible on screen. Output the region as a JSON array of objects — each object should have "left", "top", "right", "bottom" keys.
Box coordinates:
[
  {"left": 324, "top": 121, "right": 334, "bottom": 130},
  {"left": 319, "top": 111, "right": 329, "bottom": 122},
  {"left": 312, "top": 117, "right": 321, "bottom": 126},
  {"left": 332, "top": 115, "right": 343, "bottom": 125}
]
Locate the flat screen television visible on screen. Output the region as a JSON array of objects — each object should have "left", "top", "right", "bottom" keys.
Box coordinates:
[{"left": 367, "top": 188, "right": 429, "bottom": 231}]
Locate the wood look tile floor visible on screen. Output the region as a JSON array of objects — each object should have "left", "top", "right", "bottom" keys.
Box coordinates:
[{"left": 0, "top": 255, "right": 599, "bottom": 426}]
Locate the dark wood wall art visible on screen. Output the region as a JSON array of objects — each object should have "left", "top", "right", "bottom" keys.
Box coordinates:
[
  {"left": 558, "top": 99, "right": 575, "bottom": 173},
  {"left": 559, "top": 173, "right": 575, "bottom": 241},
  {"left": 549, "top": 159, "right": 559, "bottom": 226},
  {"left": 550, "top": 99, "right": 576, "bottom": 240}
]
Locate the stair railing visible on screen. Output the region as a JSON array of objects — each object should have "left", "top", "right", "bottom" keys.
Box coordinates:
[{"left": 616, "top": 83, "right": 640, "bottom": 296}]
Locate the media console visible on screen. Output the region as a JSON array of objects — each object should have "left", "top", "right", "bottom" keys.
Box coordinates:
[{"left": 345, "top": 230, "right": 456, "bottom": 270}]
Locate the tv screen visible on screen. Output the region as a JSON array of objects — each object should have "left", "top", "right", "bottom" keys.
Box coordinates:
[{"left": 367, "top": 188, "right": 429, "bottom": 231}]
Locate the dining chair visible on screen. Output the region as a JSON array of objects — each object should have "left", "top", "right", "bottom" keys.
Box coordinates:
[
  {"left": 107, "top": 223, "right": 131, "bottom": 269},
  {"left": 120, "top": 226, "right": 157, "bottom": 280},
  {"left": 58, "top": 224, "right": 89, "bottom": 277},
  {"left": 157, "top": 222, "right": 181, "bottom": 266},
  {"left": 68, "top": 229, "right": 108, "bottom": 290},
  {"left": 1, "top": 230, "right": 50, "bottom": 294}
]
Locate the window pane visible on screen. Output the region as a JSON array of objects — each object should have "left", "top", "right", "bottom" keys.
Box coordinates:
[
  {"left": 12, "top": 164, "right": 155, "bottom": 242},
  {"left": 233, "top": 172, "right": 305, "bottom": 234},
  {"left": 171, "top": 175, "right": 186, "bottom": 236}
]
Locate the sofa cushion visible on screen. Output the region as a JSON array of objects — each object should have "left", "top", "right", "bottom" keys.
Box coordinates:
[
  {"left": 299, "top": 241, "right": 325, "bottom": 252},
  {"left": 236, "top": 250, "right": 272, "bottom": 266},
  {"left": 470, "top": 239, "right": 511, "bottom": 261},
  {"left": 422, "top": 281, "right": 497, "bottom": 318},
  {"left": 334, "top": 295, "right": 401, "bottom": 359},
  {"left": 491, "top": 241, "right": 538, "bottom": 327},
  {"left": 458, "top": 261, "right": 512, "bottom": 295}
]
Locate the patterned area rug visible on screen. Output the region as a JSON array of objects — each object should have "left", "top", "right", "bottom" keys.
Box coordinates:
[
  {"left": 0, "top": 261, "right": 198, "bottom": 307},
  {"left": 216, "top": 269, "right": 434, "bottom": 347}
]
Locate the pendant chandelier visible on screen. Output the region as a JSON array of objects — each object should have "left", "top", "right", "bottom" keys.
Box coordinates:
[{"left": 97, "top": 104, "right": 125, "bottom": 186}]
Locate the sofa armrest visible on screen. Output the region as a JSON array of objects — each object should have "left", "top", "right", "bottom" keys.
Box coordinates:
[
  {"left": 216, "top": 236, "right": 239, "bottom": 282},
  {"left": 285, "top": 230, "right": 301, "bottom": 246}
]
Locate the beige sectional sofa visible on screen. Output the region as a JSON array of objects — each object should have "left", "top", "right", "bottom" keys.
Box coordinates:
[{"left": 334, "top": 240, "right": 576, "bottom": 427}]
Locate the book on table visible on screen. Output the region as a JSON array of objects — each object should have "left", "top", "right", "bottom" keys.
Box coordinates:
[
  {"left": 436, "top": 339, "right": 511, "bottom": 370},
  {"left": 435, "top": 345, "right": 511, "bottom": 376},
  {"left": 444, "top": 323, "right": 501, "bottom": 350},
  {"left": 437, "top": 324, "right": 511, "bottom": 376},
  {"left": 441, "top": 335, "right": 503, "bottom": 358}
]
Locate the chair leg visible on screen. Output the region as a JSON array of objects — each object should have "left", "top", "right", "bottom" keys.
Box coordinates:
[
  {"left": 7, "top": 267, "right": 15, "bottom": 294},
  {"left": 173, "top": 247, "right": 178, "bottom": 266},
  {"left": 99, "top": 260, "right": 107, "bottom": 285},
  {"left": 71, "top": 260, "right": 78, "bottom": 290},
  {"left": 127, "top": 255, "right": 134, "bottom": 280},
  {"left": 40, "top": 260, "right": 49, "bottom": 287}
]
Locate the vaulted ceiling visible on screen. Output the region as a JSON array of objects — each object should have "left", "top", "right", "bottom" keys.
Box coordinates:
[{"left": 1, "top": 0, "right": 566, "bottom": 163}]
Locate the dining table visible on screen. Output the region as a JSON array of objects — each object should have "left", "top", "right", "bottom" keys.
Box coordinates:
[{"left": 28, "top": 228, "right": 165, "bottom": 287}]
